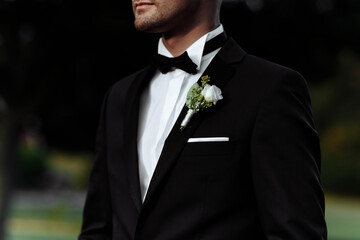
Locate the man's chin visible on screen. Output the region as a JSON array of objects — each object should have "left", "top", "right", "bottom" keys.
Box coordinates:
[{"left": 134, "top": 21, "right": 164, "bottom": 33}]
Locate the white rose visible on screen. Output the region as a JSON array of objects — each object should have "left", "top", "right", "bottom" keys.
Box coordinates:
[{"left": 201, "top": 85, "right": 223, "bottom": 104}]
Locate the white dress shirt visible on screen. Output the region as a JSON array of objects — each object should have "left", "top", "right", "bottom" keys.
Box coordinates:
[{"left": 137, "top": 25, "right": 224, "bottom": 201}]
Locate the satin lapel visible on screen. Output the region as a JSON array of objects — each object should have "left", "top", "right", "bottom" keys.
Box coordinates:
[
  {"left": 124, "top": 64, "right": 157, "bottom": 213},
  {"left": 142, "top": 39, "right": 246, "bottom": 208}
]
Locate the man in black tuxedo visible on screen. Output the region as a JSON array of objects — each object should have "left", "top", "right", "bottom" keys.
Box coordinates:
[{"left": 79, "top": 0, "right": 327, "bottom": 239}]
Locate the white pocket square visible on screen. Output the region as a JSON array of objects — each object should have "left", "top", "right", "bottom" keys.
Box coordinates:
[{"left": 187, "top": 137, "right": 229, "bottom": 143}]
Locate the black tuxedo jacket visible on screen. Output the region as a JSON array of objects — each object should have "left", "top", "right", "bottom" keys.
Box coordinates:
[{"left": 79, "top": 38, "right": 327, "bottom": 239}]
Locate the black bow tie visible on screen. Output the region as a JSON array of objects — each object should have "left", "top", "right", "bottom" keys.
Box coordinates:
[
  {"left": 153, "top": 51, "right": 198, "bottom": 74},
  {"left": 153, "top": 31, "right": 227, "bottom": 74}
]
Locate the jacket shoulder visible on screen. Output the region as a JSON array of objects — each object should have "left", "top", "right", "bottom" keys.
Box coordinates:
[
  {"left": 225, "top": 45, "right": 309, "bottom": 108},
  {"left": 112, "top": 66, "right": 152, "bottom": 92},
  {"left": 238, "top": 53, "right": 307, "bottom": 92},
  {"left": 243, "top": 54, "right": 301, "bottom": 79},
  {"left": 105, "top": 65, "right": 153, "bottom": 102},
  {"left": 223, "top": 38, "right": 305, "bottom": 89}
]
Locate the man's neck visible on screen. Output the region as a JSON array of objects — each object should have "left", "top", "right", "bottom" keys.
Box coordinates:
[{"left": 161, "top": 21, "right": 219, "bottom": 57}]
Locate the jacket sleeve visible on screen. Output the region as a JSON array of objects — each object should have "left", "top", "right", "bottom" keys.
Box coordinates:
[
  {"left": 251, "top": 69, "right": 327, "bottom": 239},
  {"left": 78, "top": 91, "right": 112, "bottom": 240}
]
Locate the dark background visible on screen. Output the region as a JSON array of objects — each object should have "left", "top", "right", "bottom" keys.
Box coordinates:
[{"left": 1, "top": 0, "right": 355, "bottom": 151}]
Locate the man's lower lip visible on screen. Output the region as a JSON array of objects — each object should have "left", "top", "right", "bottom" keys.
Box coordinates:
[{"left": 136, "top": 3, "right": 154, "bottom": 9}]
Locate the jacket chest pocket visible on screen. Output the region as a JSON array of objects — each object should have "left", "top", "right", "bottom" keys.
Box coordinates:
[{"left": 181, "top": 139, "right": 236, "bottom": 157}]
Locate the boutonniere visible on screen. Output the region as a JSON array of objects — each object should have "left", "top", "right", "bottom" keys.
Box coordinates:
[{"left": 180, "top": 75, "right": 223, "bottom": 130}]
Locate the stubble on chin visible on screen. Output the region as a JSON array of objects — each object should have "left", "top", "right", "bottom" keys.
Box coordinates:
[
  {"left": 134, "top": 17, "right": 155, "bottom": 32},
  {"left": 134, "top": 10, "right": 167, "bottom": 33}
]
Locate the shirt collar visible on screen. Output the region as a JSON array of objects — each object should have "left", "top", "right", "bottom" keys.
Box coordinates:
[{"left": 157, "top": 24, "right": 224, "bottom": 71}]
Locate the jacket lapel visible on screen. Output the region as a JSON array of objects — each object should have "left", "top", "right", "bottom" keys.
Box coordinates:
[
  {"left": 123, "top": 64, "right": 157, "bottom": 213},
  {"left": 142, "top": 38, "right": 247, "bottom": 208}
]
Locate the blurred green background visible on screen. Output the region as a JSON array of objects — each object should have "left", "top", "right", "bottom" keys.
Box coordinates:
[{"left": 1, "top": 0, "right": 360, "bottom": 239}]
